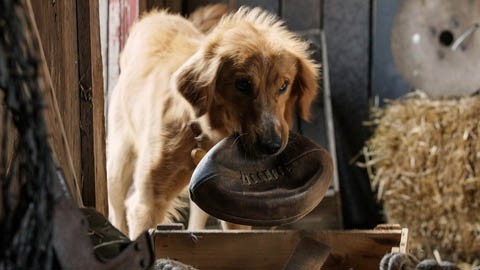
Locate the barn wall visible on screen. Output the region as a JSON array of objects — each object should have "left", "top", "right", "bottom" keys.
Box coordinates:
[{"left": 32, "top": 0, "right": 108, "bottom": 214}]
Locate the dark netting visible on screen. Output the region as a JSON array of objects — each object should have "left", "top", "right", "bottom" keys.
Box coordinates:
[{"left": 0, "top": 0, "right": 56, "bottom": 269}]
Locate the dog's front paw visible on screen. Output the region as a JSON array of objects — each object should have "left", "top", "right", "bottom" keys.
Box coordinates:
[{"left": 152, "top": 259, "right": 197, "bottom": 270}]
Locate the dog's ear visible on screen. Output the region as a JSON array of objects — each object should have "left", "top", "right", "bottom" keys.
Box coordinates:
[
  {"left": 293, "top": 57, "right": 319, "bottom": 121},
  {"left": 173, "top": 49, "right": 221, "bottom": 116}
]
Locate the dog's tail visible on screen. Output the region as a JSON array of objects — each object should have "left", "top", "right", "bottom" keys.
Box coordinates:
[{"left": 188, "top": 3, "right": 229, "bottom": 33}]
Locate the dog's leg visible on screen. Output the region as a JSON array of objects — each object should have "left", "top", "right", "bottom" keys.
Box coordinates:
[
  {"left": 126, "top": 148, "right": 190, "bottom": 239},
  {"left": 220, "top": 221, "right": 252, "bottom": 230},
  {"left": 187, "top": 200, "right": 209, "bottom": 230},
  {"left": 107, "top": 139, "right": 135, "bottom": 234},
  {"left": 126, "top": 157, "right": 167, "bottom": 238}
]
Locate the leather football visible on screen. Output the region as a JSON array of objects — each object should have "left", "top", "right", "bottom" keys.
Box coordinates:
[{"left": 189, "top": 132, "right": 334, "bottom": 226}]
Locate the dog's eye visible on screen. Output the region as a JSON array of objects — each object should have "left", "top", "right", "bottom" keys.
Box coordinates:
[
  {"left": 279, "top": 81, "right": 289, "bottom": 94},
  {"left": 235, "top": 78, "right": 253, "bottom": 94}
]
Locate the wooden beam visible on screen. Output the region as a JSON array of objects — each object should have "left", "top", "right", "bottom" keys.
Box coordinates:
[
  {"left": 281, "top": 0, "right": 320, "bottom": 31},
  {"left": 153, "top": 229, "right": 403, "bottom": 270},
  {"left": 236, "top": 0, "right": 279, "bottom": 13},
  {"left": 323, "top": 0, "right": 381, "bottom": 229},
  {"left": 184, "top": 0, "right": 228, "bottom": 14},
  {"left": 139, "top": 0, "right": 183, "bottom": 14},
  {"left": 76, "top": 0, "right": 108, "bottom": 215},
  {"left": 27, "top": 0, "right": 83, "bottom": 206},
  {"left": 30, "top": 0, "right": 82, "bottom": 193}
]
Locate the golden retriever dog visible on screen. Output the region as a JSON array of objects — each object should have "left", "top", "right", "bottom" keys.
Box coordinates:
[{"left": 107, "top": 4, "right": 319, "bottom": 238}]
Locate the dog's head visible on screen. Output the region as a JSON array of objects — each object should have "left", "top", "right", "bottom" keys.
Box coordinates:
[{"left": 174, "top": 7, "right": 318, "bottom": 157}]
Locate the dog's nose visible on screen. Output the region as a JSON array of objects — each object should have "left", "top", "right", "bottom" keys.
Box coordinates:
[{"left": 258, "top": 137, "right": 282, "bottom": 155}]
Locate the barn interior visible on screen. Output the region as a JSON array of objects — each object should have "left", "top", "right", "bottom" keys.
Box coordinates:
[{"left": 1, "top": 0, "right": 479, "bottom": 269}]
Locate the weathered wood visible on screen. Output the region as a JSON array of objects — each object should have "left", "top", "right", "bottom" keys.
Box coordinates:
[
  {"left": 284, "top": 238, "right": 330, "bottom": 270},
  {"left": 280, "top": 0, "right": 324, "bottom": 146},
  {"left": 399, "top": 228, "right": 409, "bottom": 253},
  {"left": 184, "top": 0, "right": 228, "bottom": 14},
  {"left": 371, "top": 0, "right": 410, "bottom": 103},
  {"left": 236, "top": 0, "right": 279, "bottom": 13},
  {"left": 280, "top": 1, "right": 341, "bottom": 229},
  {"left": 139, "top": 0, "right": 183, "bottom": 14},
  {"left": 76, "top": 0, "right": 108, "bottom": 215},
  {"left": 107, "top": 0, "right": 138, "bottom": 100},
  {"left": 99, "top": 0, "right": 109, "bottom": 97},
  {"left": 30, "top": 0, "right": 82, "bottom": 203},
  {"left": 28, "top": 0, "right": 83, "bottom": 205},
  {"left": 323, "top": 0, "right": 381, "bottom": 229},
  {"left": 281, "top": 0, "right": 320, "bottom": 30},
  {"left": 153, "top": 228, "right": 404, "bottom": 270}
]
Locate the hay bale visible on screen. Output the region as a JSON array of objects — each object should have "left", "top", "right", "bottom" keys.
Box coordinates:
[{"left": 362, "top": 92, "right": 480, "bottom": 265}]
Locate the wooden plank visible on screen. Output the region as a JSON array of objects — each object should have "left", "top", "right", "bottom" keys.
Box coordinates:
[
  {"left": 371, "top": 0, "right": 410, "bottom": 103},
  {"left": 99, "top": 0, "right": 109, "bottom": 99},
  {"left": 184, "top": 0, "right": 228, "bottom": 14},
  {"left": 29, "top": 0, "right": 82, "bottom": 206},
  {"left": 323, "top": 0, "right": 381, "bottom": 229},
  {"left": 155, "top": 230, "right": 299, "bottom": 269},
  {"left": 281, "top": 0, "right": 320, "bottom": 31},
  {"left": 236, "top": 0, "right": 279, "bottom": 13},
  {"left": 31, "top": 0, "right": 82, "bottom": 200},
  {"left": 153, "top": 229, "right": 403, "bottom": 270},
  {"left": 140, "top": 0, "right": 183, "bottom": 14},
  {"left": 280, "top": 1, "right": 341, "bottom": 229},
  {"left": 280, "top": 1, "right": 324, "bottom": 146},
  {"left": 107, "top": 0, "right": 138, "bottom": 103},
  {"left": 399, "top": 228, "right": 409, "bottom": 253},
  {"left": 77, "top": 0, "right": 108, "bottom": 215}
]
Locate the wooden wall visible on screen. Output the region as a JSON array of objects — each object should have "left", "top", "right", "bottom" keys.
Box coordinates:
[
  {"left": 323, "top": 0, "right": 381, "bottom": 229},
  {"left": 31, "top": 0, "right": 108, "bottom": 215},
  {"left": 371, "top": 0, "right": 410, "bottom": 102}
]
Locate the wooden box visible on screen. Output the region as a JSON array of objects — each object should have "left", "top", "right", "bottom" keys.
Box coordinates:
[{"left": 153, "top": 225, "right": 408, "bottom": 269}]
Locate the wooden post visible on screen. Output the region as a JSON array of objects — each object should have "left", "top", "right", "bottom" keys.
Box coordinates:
[
  {"left": 139, "top": 0, "right": 183, "bottom": 14},
  {"left": 29, "top": 0, "right": 83, "bottom": 206},
  {"left": 76, "top": 0, "right": 108, "bottom": 215}
]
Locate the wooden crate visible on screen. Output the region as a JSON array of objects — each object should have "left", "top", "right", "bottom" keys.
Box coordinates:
[{"left": 153, "top": 225, "right": 408, "bottom": 269}]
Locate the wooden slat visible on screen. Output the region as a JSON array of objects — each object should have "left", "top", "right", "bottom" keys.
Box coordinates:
[
  {"left": 99, "top": 0, "right": 109, "bottom": 98},
  {"left": 281, "top": 0, "right": 320, "bottom": 31},
  {"left": 371, "top": 0, "right": 410, "bottom": 103},
  {"left": 139, "top": 0, "right": 183, "bottom": 14},
  {"left": 107, "top": 0, "right": 138, "bottom": 101},
  {"left": 280, "top": 1, "right": 325, "bottom": 146},
  {"left": 31, "top": 0, "right": 82, "bottom": 204},
  {"left": 184, "top": 0, "right": 228, "bottom": 14},
  {"left": 153, "top": 229, "right": 403, "bottom": 270},
  {"left": 280, "top": 1, "right": 341, "bottom": 229},
  {"left": 236, "top": 0, "right": 279, "bottom": 13},
  {"left": 323, "top": 0, "right": 381, "bottom": 229},
  {"left": 76, "top": 0, "right": 108, "bottom": 215}
]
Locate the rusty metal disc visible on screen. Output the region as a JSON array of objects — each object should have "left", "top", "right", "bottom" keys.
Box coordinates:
[{"left": 391, "top": 0, "right": 480, "bottom": 97}]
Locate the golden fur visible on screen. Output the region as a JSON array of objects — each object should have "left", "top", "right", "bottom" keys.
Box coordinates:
[{"left": 107, "top": 5, "right": 319, "bottom": 238}]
